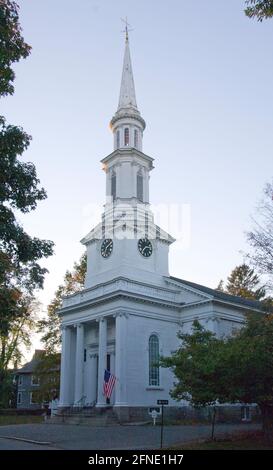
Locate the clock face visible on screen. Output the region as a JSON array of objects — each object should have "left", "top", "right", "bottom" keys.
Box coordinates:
[
  {"left": 101, "top": 239, "right": 113, "bottom": 258},
  {"left": 138, "top": 238, "right": 153, "bottom": 257}
]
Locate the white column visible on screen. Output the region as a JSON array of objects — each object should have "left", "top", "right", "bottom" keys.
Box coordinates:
[
  {"left": 144, "top": 171, "right": 149, "bottom": 203},
  {"left": 115, "top": 313, "right": 128, "bottom": 406},
  {"left": 96, "top": 317, "right": 107, "bottom": 407},
  {"left": 86, "top": 353, "right": 97, "bottom": 405},
  {"left": 116, "top": 163, "right": 121, "bottom": 199},
  {"left": 74, "top": 323, "right": 84, "bottom": 406},
  {"left": 59, "top": 326, "right": 72, "bottom": 407},
  {"left": 105, "top": 170, "right": 110, "bottom": 199}
]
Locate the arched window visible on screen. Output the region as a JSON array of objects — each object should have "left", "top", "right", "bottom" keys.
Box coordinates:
[
  {"left": 124, "top": 128, "right": 129, "bottom": 146},
  {"left": 149, "top": 334, "right": 159, "bottom": 386},
  {"left": 137, "top": 170, "right": 143, "bottom": 202},
  {"left": 134, "top": 129, "right": 138, "bottom": 149},
  {"left": 111, "top": 171, "right": 116, "bottom": 201},
  {"left": 116, "top": 130, "right": 120, "bottom": 149}
]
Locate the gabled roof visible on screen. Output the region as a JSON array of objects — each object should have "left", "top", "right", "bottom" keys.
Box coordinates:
[
  {"left": 170, "top": 276, "right": 264, "bottom": 311},
  {"left": 15, "top": 350, "right": 45, "bottom": 374},
  {"left": 15, "top": 350, "right": 61, "bottom": 375}
]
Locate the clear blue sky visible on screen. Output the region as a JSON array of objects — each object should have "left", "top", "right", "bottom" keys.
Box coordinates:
[{"left": 2, "top": 1, "right": 273, "bottom": 353}]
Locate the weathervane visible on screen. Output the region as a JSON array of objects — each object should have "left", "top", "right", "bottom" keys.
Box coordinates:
[{"left": 121, "top": 17, "right": 133, "bottom": 41}]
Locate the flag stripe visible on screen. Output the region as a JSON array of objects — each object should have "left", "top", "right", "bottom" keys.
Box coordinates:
[{"left": 103, "top": 370, "right": 116, "bottom": 399}]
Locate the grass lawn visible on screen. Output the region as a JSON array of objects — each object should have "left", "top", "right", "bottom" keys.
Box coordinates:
[
  {"left": 174, "top": 432, "right": 273, "bottom": 450},
  {"left": 0, "top": 415, "right": 43, "bottom": 426}
]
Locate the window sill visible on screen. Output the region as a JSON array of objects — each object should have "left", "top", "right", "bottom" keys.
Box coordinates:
[{"left": 146, "top": 387, "right": 164, "bottom": 391}]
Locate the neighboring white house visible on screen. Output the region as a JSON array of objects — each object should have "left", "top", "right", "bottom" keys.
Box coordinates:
[{"left": 58, "top": 32, "right": 263, "bottom": 422}]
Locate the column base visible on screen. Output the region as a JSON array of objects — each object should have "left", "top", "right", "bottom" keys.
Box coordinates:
[
  {"left": 113, "top": 405, "right": 129, "bottom": 422},
  {"left": 96, "top": 402, "right": 108, "bottom": 408},
  {"left": 58, "top": 403, "right": 71, "bottom": 408}
]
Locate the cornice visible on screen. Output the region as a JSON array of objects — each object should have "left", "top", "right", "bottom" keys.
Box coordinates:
[
  {"left": 101, "top": 148, "right": 154, "bottom": 166},
  {"left": 58, "top": 289, "right": 184, "bottom": 317},
  {"left": 110, "top": 111, "right": 146, "bottom": 130}
]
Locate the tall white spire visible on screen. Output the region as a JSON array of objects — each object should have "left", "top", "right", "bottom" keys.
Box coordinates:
[
  {"left": 110, "top": 30, "right": 146, "bottom": 151},
  {"left": 118, "top": 35, "right": 138, "bottom": 111}
]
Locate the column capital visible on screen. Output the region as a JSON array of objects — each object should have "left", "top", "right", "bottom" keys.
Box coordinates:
[
  {"left": 73, "top": 322, "right": 83, "bottom": 329},
  {"left": 96, "top": 316, "right": 107, "bottom": 323},
  {"left": 205, "top": 315, "right": 220, "bottom": 324},
  {"left": 113, "top": 311, "right": 129, "bottom": 319}
]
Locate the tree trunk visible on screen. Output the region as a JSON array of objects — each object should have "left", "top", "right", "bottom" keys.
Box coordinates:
[{"left": 260, "top": 404, "right": 273, "bottom": 443}]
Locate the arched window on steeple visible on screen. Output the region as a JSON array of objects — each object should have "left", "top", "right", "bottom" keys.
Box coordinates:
[
  {"left": 149, "top": 334, "right": 159, "bottom": 386},
  {"left": 137, "top": 170, "right": 143, "bottom": 202},
  {"left": 134, "top": 129, "right": 138, "bottom": 149},
  {"left": 124, "top": 128, "right": 129, "bottom": 146},
  {"left": 116, "top": 130, "right": 120, "bottom": 149},
  {"left": 111, "top": 171, "right": 116, "bottom": 201}
]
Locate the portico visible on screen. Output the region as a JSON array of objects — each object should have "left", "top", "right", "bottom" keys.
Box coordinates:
[{"left": 59, "top": 313, "right": 128, "bottom": 408}]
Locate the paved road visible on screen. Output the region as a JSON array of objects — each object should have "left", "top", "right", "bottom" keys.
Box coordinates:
[{"left": 0, "top": 423, "right": 261, "bottom": 450}]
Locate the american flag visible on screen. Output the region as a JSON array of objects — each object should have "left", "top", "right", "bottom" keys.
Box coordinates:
[{"left": 103, "top": 370, "right": 116, "bottom": 399}]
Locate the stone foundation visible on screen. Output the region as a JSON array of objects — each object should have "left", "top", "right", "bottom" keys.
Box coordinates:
[
  {"left": 52, "top": 404, "right": 261, "bottom": 426},
  {"left": 114, "top": 405, "right": 261, "bottom": 424}
]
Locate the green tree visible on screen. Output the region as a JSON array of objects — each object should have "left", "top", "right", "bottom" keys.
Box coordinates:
[
  {"left": 36, "top": 254, "right": 86, "bottom": 401},
  {"left": 0, "top": 297, "right": 37, "bottom": 407},
  {"left": 161, "top": 315, "right": 273, "bottom": 442},
  {"left": 222, "top": 314, "right": 273, "bottom": 442},
  {"left": 245, "top": 0, "right": 273, "bottom": 21},
  {"left": 225, "top": 264, "right": 266, "bottom": 300},
  {"left": 0, "top": 1, "right": 31, "bottom": 95},
  {"left": 0, "top": 1, "right": 54, "bottom": 403},
  {"left": 38, "top": 254, "right": 87, "bottom": 354},
  {"left": 33, "top": 352, "right": 61, "bottom": 404},
  {"left": 161, "top": 321, "right": 223, "bottom": 407}
]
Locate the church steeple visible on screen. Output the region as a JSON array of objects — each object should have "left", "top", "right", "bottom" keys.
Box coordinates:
[
  {"left": 118, "top": 35, "right": 138, "bottom": 112},
  {"left": 110, "top": 33, "right": 146, "bottom": 151}
]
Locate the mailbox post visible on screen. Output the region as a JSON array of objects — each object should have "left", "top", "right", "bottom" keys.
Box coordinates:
[{"left": 157, "top": 400, "right": 169, "bottom": 449}]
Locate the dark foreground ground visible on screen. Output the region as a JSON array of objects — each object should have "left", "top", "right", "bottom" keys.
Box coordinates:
[{"left": 0, "top": 422, "right": 261, "bottom": 450}]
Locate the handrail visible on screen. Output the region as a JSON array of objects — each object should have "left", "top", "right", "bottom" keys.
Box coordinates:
[{"left": 75, "top": 395, "right": 87, "bottom": 407}]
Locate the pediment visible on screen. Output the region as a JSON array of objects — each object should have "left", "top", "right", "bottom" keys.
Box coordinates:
[
  {"left": 81, "top": 220, "right": 175, "bottom": 246},
  {"left": 164, "top": 277, "right": 213, "bottom": 303}
]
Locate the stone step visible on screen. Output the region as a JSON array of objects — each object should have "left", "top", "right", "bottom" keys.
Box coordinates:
[{"left": 49, "top": 406, "right": 120, "bottom": 426}]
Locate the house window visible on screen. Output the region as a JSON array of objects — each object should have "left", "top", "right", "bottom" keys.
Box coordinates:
[
  {"left": 111, "top": 171, "right": 116, "bottom": 201},
  {"left": 30, "top": 391, "right": 39, "bottom": 405},
  {"left": 134, "top": 129, "right": 138, "bottom": 148},
  {"left": 18, "top": 375, "right": 23, "bottom": 386},
  {"left": 149, "top": 334, "right": 160, "bottom": 386},
  {"left": 124, "top": 128, "right": 129, "bottom": 146},
  {"left": 137, "top": 172, "right": 144, "bottom": 202},
  {"left": 84, "top": 349, "right": 87, "bottom": 362},
  {"left": 31, "top": 375, "right": 39, "bottom": 386},
  {"left": 17, "top": 392, "right": 22, "bottom": 404},
  {"left": 116, "top": 130, "right": 120, "bottom": 148}
]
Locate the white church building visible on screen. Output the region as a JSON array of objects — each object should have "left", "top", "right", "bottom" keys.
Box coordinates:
[{"left": 58, "top": 32, "right": 262, "bottom": 422}]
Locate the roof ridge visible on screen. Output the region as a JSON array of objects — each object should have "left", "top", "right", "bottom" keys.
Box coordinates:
[{"left": 169, "top": 276, "right": 263, "bottom": 310}]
